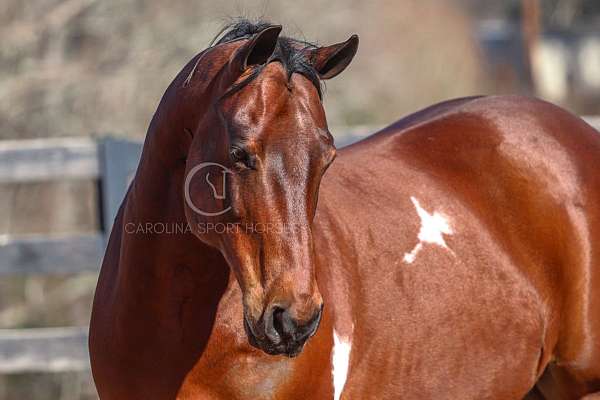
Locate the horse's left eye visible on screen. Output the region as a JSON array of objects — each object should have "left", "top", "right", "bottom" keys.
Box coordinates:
[
  {"left": 230, "top": 147, "right": 246, "bottom": 163},
  {"left": 230, "top": 147, "right": 255, "bottom": 169}
]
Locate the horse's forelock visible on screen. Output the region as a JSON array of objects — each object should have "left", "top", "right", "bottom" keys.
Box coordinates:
[{"left": 212, "top": 19, "right": 323, "bottom": 99}]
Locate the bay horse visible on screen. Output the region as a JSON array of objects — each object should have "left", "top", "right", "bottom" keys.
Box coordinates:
[{"left": 89, "top": 20, "right": 600, "bottom": 399}]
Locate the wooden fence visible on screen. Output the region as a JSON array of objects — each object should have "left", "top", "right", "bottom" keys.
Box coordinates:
[
  {"left": 0, "top": 137, "right": 142, "bottom": 373},
  {"left": 0, "top": 117, "right": 598, "bottom": 374}
]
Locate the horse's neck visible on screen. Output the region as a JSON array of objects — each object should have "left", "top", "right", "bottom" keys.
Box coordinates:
[
  {"left": 115, "top": 132, "right": 223, "bottom": 298},
  {"left": 107, "top": 44, "right": 238, "bottom": 314},
  {"left": 128, "top": 44, "right": 233, "bottom": 203}
]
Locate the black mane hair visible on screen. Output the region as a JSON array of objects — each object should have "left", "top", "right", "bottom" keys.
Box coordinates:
[{"left": 213, "top": 19, "right": 323, "bottom": 98}]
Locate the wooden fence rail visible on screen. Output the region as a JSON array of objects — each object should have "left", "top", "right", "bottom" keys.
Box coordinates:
[
  {"left": 0, "top": 118, "right": 598, "bottom": 373},
  {"left": 0, "top": 136, "right": 142, "bottom": 373},
  {"left": 0, "top": 327, "right": 88, "bottom": 374}
]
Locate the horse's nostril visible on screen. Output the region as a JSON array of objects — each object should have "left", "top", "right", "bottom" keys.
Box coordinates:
[
  {"left": 264, "top": 305, "right": 296, "bottom": 343},
  {"left": 273, "top": 306, "right": 295, "bottom": 338},
  {"left": 264, "top": 306, "right": 285, "bottom": 345},
  {"left": 265, "top": 305, "right": 323, "bottom": 345}
]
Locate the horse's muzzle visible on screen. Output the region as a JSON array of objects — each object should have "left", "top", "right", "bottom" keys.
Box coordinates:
[{"left": 244, "top": 304, "right": 323, "bottom": 357}]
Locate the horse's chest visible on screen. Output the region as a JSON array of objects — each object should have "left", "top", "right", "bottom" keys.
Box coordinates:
[{"left": 178, "top": 287, "right": 300, "bottom": 399}]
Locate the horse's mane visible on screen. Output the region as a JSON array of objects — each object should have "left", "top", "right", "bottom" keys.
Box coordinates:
[{"left": 211, "top": 19, "right": 324, "bottom": 98}]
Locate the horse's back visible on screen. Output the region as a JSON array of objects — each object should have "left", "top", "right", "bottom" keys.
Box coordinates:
[{"left": 317, "top": 95, "right": 600, "bottom": 398}]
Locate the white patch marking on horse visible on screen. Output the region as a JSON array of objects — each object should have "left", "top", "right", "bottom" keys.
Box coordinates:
[
  {"left": 332, "top": 328, "right": 352, "bottom": 400},
  {"left": 403, "top": 197, "right": 454, "bottom": 264}
]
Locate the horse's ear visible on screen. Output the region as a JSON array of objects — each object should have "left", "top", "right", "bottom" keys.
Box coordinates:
[
  {"left": 230, "top": 25, "right": 282, "bottom": 72},
  {"left": 307, "top": 34, "right": 359, "bottom": 80}
]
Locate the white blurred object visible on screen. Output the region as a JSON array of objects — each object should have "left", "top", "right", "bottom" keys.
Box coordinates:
[
  {"left": 578, "top": 37, "right": 600, "bottom": 91},
  {"left": 532, "top": 40, "right": 569, "bottom": 102}
]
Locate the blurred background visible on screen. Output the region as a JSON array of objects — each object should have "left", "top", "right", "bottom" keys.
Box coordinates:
[{"left": 0, "top": 0, "right": 599, "bottom": 398}]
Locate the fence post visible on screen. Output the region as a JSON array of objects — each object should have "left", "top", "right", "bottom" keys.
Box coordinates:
[{"left": 98, "top": 138, "right": 143, "bottom": 239}]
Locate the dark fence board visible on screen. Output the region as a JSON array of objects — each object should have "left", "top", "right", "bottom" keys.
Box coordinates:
[{"left": 100, "top": 138, "right": 143, "bottom": 234}]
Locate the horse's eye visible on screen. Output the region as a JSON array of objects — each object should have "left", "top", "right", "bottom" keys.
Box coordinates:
[
  {"left": 230, "top": 147, "right": 246, "bottom": 162},
  {"left": 230, "top": 146, "right": 255, "bottom": 169}
]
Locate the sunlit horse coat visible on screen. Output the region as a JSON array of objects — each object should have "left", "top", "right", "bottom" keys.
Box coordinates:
[{"left": 90, "top": 20, "right": 600, "bottom": 399}]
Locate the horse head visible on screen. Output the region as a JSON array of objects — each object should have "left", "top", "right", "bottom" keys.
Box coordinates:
[{"left": 183, "top": 21, "right": 358, "bottom": 357}]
